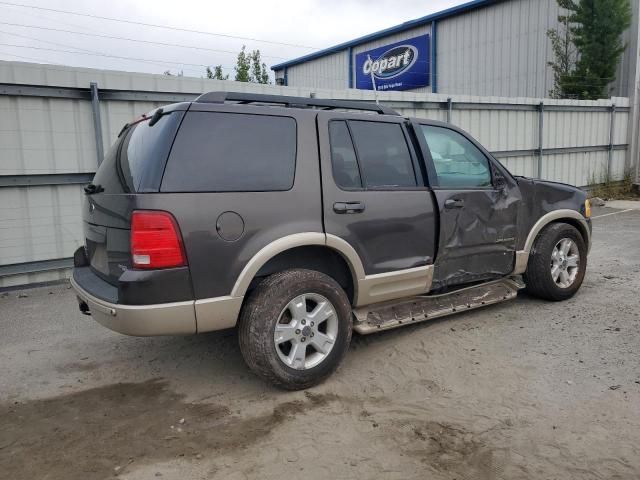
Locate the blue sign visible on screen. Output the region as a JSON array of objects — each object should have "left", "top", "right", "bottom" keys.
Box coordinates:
[{"left": 355, "top": 34, "right": 430, "bottom": 91}]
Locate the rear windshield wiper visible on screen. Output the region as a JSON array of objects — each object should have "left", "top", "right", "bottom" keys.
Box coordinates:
[
  {"left": 117, "top": 123, "right": 130, "bottom": 138},
  {"left": 148, "top": 108, "right": 165, "bottom": 126},
  {"left": 84, "top": 183, "right": 104, "bottom": 195}
]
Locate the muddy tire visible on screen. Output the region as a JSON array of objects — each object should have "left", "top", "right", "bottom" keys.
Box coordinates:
[
  {"left": 524, "top": 223, "right": 587, "bottom": 301},
  {"left": 238, "top": 269, "right": 352, "bottom": 390}
]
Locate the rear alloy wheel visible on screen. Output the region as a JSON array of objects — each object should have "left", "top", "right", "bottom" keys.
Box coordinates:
[
  {"left": 239, "top": 269, "right": 352, "bottom": 390},
  {"left": 524, "top": 223, "right": 587, "bottom": 301},
  {"left": 274, "top": 293, "right": 339, "bottom": 370}
]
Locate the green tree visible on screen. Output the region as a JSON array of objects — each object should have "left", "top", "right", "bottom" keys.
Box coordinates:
[
  {"left": 206, "top": 65, "right": 228, "bottom": 80},
  {"left": 250, "top": 49, "right": 270, "bottom": 84},
  {"left": 234, "top": 45, "right": 251, "bottom": 82},
  {"left": 549, "top": 0, "right": 632, "bottom": 99},
  {"left": 226, "top": 45, "right": 271, "bottom": 83},
  {"left": 547, "top": 0, "right": 578, "bottom": 98}
]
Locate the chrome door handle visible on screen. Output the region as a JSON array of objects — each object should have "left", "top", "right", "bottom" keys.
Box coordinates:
[
  {"left": 333, "top": 201, "right": 365, "bottom": 214},
  {"left": 444, "top": 198, "right": 465, "bottom": 209}
]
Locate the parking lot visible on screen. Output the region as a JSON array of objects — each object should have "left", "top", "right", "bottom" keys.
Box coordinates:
[{"left": 1, "top": 205, "right": 639, "bottom": 480}]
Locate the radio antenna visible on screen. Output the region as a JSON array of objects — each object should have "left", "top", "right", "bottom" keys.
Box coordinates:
[{"left": 367, "top": 54, "right": 380, "bottom": 105}]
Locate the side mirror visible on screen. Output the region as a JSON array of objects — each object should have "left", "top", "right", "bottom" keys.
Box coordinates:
[{"left": 494, "top": 175, "right": 507, "bottom": 191}]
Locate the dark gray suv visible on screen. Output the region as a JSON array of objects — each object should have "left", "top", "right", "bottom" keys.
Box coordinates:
[{"left": 72, "top": 92, "right": 592, "bottom": 389}]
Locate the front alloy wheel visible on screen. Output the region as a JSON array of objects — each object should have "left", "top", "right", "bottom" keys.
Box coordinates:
[
  {"left": 525, "top": 222, "right": 587, "bottom": 301},
  {"left": 550, "top": 238, "right": 580, "bottom": 288}
]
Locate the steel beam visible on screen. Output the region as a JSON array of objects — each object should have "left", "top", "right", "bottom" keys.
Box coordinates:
[
  {"left": 0, "top": 257, "right": 73, "bottom": 277},
  {"left": 608, "top": 104, "right": 617, "bottom": 178},
  {"left": 0, "top": 83, "right": 90, "bottom": 99},
  {"left": 90, "top": 82, "right": 104, "bottom": 166},
  {"left": 0, "top": 173, "right": 95, "bottom": 187},
  {"left": 537, "top": 102, "right": 544, "bottom": 178},
  {"left": 0, "top": 82, "right": 628, "bottom": 113},
  {"left": 98, "top": 90, "right": 198, "bottom": 103},
  {"left": 491, "top": 144, "right": 627, "bottom": 159}
]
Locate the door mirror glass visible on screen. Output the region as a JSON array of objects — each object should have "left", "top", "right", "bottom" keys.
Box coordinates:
[{"left": 420, "top": 126, "right": 492, "bottom": 188}]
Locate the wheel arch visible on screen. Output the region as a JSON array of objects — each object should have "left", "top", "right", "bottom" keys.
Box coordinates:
[
  {"left": 230, "top": 233, "right": 364, "bottom": 304},
  {"left": 523, "top": 209, "right": 591, "bottom": 254},
  {"left": 513, "top": 209, "right": 590, "bottom": 276}
]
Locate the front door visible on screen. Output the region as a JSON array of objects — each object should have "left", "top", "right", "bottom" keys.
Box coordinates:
[
  {"left": 412, "top": 122, "right": 521, "bottom": 289},
  {"left": 317, "top": 112, "right": 438, "bottom": 302}
]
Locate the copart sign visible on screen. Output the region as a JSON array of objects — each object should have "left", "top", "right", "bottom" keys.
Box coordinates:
[{"left": 355, "top": 34, "right": 430, "bottom": 91}]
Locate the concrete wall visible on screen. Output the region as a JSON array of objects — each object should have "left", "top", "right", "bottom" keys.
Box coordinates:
[{"left": 0, "top": 60, "right": 631, "bottom": 287}]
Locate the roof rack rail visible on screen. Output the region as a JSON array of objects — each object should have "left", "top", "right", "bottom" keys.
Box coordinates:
[{"left": 194, "top": 91, "right": 399, "bottom": 116}]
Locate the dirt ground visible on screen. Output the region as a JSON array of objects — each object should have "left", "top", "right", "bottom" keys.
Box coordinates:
[{"left": 1, "top": 206, "right": 639, "bottom": 480}]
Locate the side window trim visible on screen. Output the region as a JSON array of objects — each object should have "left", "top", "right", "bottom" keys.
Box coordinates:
[
  {"left": 344, "top": 120, "right": 365, "bottom": 189},
  {"left": 408, "top": 119, "right": 439, "bottom": 188},
  {"left": 415, "top": 122, "right": 496, "bottom": 190},
  {"left": 401, "top": 122, "right": 428, "bottom": 187},
  {"left": 328, "top": 120, "right": 363, "bottom": 191}
]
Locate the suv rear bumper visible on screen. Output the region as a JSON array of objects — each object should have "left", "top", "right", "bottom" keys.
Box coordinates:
[
  {"left": 71, "top": 273, "right": 197, "bottom": 336},
  {"left": 71, "top": 265, "right": 244, "bottom": 336}
]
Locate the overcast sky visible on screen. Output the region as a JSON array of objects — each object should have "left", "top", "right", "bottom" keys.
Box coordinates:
[{"left": 0, "top": 0, "right": 462, "bottom": 78}]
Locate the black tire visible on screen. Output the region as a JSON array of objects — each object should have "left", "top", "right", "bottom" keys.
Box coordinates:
[
  {"left": 238, "top": 269, "right": 353, "bottom": 390},
  {"left": 524, "top": 222, "right": 587, "bottom": 301}
]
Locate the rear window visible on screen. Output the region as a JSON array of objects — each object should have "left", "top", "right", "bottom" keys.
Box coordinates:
[
  {"left": 92, "top": 111, "right": 184, "bottom": 193},
  {"left": 161, "top": 112, "right": 297, "bottom": 192}
]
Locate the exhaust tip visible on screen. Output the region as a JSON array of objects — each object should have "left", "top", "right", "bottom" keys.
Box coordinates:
[{"left": 78, "top": 299, "right": 91, "bottom": 316}]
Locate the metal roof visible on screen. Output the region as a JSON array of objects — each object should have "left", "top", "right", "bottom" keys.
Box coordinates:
[{"left": 271, "top": 0, "right": 503, "bottom": 71}]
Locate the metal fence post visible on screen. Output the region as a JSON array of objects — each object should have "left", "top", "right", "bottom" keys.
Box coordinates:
[
  {"left": 446, "top": 97, "right": 453, "bottom": 123},
  {"left": 537, "top": 101, "right": 544, "bottom": 179},
  {"left": 608, "top": 103, "right": 616, "bottom": 180},
  {"left": 90, "top": 82, "right": 104, "bottom": 166}
]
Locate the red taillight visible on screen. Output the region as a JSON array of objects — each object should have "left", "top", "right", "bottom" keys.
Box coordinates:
[{"left": 130, "top": 211, "right": 186, "bottom": 269}]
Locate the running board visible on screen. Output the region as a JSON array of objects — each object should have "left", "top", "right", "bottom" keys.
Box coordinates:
[{"left": 353, "top": 277, "right": 525, "bottom": 335}]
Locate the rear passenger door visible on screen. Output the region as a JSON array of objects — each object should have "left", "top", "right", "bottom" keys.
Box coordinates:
[{"left": 317, "top": 112, "right": 437, "bottom": 281}]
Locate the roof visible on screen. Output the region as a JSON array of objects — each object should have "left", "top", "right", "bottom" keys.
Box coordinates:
[{"left": 271, "top": 0, "right": 503, "bottom": 71}]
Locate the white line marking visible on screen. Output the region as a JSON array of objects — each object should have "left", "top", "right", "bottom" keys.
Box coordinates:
[{"left": 592, "top": 208, "right": 635, "bottom": 219}]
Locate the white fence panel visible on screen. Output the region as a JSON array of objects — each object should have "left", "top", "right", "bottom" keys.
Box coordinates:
[{"left": 0, "top": 60, "right": 634, "bottom": 287}]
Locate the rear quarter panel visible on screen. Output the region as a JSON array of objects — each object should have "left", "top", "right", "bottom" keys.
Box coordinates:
[{"left": 150, "top": 105, "right": 323, "bottom": 300}]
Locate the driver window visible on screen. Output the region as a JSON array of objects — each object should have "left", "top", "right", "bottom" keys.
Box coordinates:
[{"left": 420, "top": 126, "right": 492, "bottom": 188}]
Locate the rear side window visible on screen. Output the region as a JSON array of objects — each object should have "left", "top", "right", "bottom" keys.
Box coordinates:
[
  {"left": 122, "top": 114, "right": 185, "bottom": 192},
  {"left": 161, "top": 112, "right": 296, "bottom": 192},
  {"left": 92, "top": 111, "right": 184, "bottom": 193},
  {"left": 348, "top": 121, "right": 416, "bottom": 188}
]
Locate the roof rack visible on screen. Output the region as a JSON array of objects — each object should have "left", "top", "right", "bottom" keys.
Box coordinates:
[{"left": 194, "top": 91, "right": 399, "bottom": 116}]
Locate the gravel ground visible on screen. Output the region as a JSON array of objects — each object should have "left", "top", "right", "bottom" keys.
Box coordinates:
[{"left": 1, "top": 206, "right": 639, "bottom": 480}]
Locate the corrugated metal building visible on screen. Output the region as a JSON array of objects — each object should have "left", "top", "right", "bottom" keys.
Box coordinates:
[{"left": 272, "top": 0, "right": 640, "bottom": 99}]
